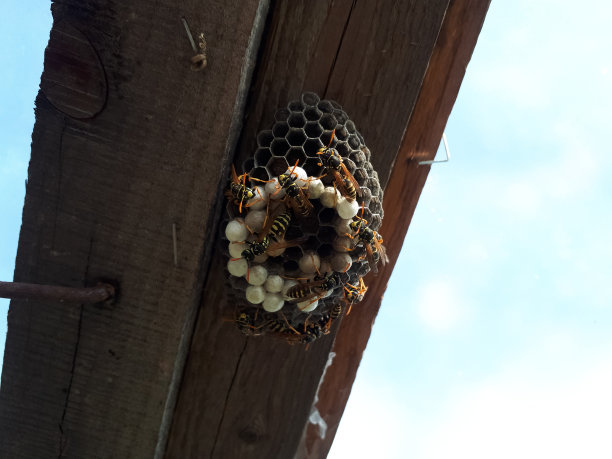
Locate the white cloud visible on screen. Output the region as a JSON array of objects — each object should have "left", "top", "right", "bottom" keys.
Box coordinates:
[
  {"left": 329, "top": 381, "right": 416, "bottom": 459},
  {"left": 501, "top": 181, "right": 542, "bottom": 218},
  {"left": 416, "top": 280, "right": 466, "bottom": 332},
  {"left": 419, "top": 360, "right": 612, "bottom": 459}
]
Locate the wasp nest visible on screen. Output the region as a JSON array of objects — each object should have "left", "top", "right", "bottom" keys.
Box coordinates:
[{"left": 222, "top": 92, "right": 386, "bottom": 343}]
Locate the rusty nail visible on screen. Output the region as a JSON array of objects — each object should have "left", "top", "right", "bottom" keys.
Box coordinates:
[{"left": 0, "top": 281, "right": 116, "bottom": 304}]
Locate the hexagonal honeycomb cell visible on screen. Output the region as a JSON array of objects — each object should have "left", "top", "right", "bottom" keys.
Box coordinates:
[{"left": 222, "top": 92, "right": 385, "bottom": 344}]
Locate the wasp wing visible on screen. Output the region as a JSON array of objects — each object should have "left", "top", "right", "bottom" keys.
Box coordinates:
[{"left": 339, "top": 162, "right": 362, "bottom": 197}]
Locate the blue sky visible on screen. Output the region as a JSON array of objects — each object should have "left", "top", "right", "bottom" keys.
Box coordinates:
[
  {"left": 2, "top": 2, "right": 612, "bottom": 458},
  {"left": 0, "top": 3, "right": 52, "bottom": 360},
  {"left": 331, "top": 1, "right": 612, "bottom": 458}
]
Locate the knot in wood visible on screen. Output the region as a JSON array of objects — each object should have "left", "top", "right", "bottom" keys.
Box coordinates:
[{"left": 238, "top": 415, "right": 267, "bottom": 444}]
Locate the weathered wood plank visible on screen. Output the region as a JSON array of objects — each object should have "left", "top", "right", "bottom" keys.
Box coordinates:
[
  {"left": 0, "top": 1, "right": 268, "bottom": 458},
  {"left": 297, "top": 1, "right": 492, "bottom": 457},
  {"left": 165, "top": 1, "right": 451, "bottom": 457}
]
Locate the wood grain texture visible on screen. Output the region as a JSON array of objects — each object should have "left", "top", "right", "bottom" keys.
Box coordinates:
[
  {"left": 0, "top": 1, "right": 266, "bottom": 458},
  {"left": 165, "top": 1, "right": 452, "bottom": 458},
  {"left": 297, "top": 1, "right": 492, "bottom": 457}
]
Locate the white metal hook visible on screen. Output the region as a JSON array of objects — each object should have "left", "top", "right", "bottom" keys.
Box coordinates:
[{"left": 418, "top": 133, "right": 451, "bottom": 165}]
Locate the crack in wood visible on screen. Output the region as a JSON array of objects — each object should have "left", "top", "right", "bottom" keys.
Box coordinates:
[
  {"left": 323, "top": 0, "right": 357, "bottom": 97},
  {"left": 57, "top": 236, "right": 94, "bottom": 458},
  {"left": 51, "top": 116, "right": 67, "bottom": 251},
  {"left": 210, "top": 338, "right": 249, "bottom": 459}
]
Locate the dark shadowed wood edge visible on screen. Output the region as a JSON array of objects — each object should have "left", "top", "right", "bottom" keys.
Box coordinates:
[
  {"left": 0, "top": 1, "right": 268, "bottom": 458},
  {"left": 296, "top": 1, "right": 492, "bottom": 457},
  {"left": 165, "top": 1, "right": 461, "bottom": 458}
]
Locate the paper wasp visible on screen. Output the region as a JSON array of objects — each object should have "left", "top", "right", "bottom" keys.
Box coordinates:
[
  {"left": 343, "top": 277, "right": 368, "bottom": 315},
  {"left": 235, "top": 310, "right": 266, "bottom": 336},
  {"left": 274, "top": 160, "right": 314, "bottom": 217},
  {"left": 348, "top": 205, "right": 388, "bottom": 273},
  {"left": 317, "top": 129, "right": 361, "bottom": 201},
  {"left": 226, "top": 165, "right": 270, "bottom": 213},
  {"left": 233, "top": 209, "right": 294, "bottom": 262},
  {"left": 286, "top": 272, "right": 342, "bottom": 310},
  {"left": 300, "top": 321, "right": 325, "bottom": 343}
]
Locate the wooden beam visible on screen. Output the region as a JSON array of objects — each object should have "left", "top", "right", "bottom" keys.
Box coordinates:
[
  {"left": 297, "top": 1, "right": 492, "bottom": 457},
  {"left": 165, "top": 1, "right": 456, "bottom": 457},
  {"left": 0, "top": 1, "right": 269, "bottom": 458}
]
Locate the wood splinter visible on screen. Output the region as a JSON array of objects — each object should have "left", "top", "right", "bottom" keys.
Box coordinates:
[
  {"left": 181, "top": 17, "right": 207, "bottom": 71},
  {"left": 0, "top": 281, "right": 116, "bottom": 304}
]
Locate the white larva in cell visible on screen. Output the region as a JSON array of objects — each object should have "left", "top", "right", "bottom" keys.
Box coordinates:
[
  {"left": 320, "top": 186, "right": 341, "bottom": 208},
  {"left": 253, "top": 253, "right": 269, "bottom": 263},
  {"left": 262, "top": 293, "right": 284, "bottom": 312},
  {"left": 245, "top": 209, "right": 267, "bottom": 234},
  {"left": 281, "top": 279, "right": 299, "bottom": 301},
  {"left": 285, "top": 166, "right": 308, "bottom": 187},
  {"left": 299, "top": 251, "right": 320, "bottom": 274},
  {"left": 246, "top": 185, "right": 267, "bottom": 210},
  {"left": 319, "top": 260, "right": 332, "bottom": 275},
  {"left": 267, "top": 246, "right": 286, "bottom": 257},
  {"left": 227, "top": 258, "right": 248, "bottom": 277},
  {"left": 247, "top": 265, "right": 268, "bottom": 286},
  {"left": 265, "top": 177, "right": 285, "bottom": 199},
  {"left": 228, "top": 241, "right": 245, "bottom": 259},
  {"left": 334, "top": 218, "right": 353, "bottom": 236},
  {"left": 298, "top": 298, "right": 319, "bottom": 312},
  {"left": 245, "top": 285, "right": 265, "bottom": 304},
  {"left": 332, "top": 252, "right": 352, "bottom": 273},
  {"left": 265, "top": 274, "right": 284, "bottom": 293},
  {"left": 336, "top": 197, "right": 360, "bottom": 219},
  {"left": 333, "top": 235, "right": 353, "bottom": 253},
  {"left": 225, "top": 219, "right": 248, "bottom": 242},
  {"left": 308, "top": 179, "right": 325, "bottom": 199}
]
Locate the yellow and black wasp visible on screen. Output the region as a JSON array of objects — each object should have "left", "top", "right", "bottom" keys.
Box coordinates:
[
  {"left": 347, "top": 205, "right": 388, "bottom": 273},
  {"left": 274, "top": 160, "right": 314, "bottom": 217},
  {"left": 233, "top": 209, "right": 294, "bottom": 262},
  {"left": 315, "top": 302, "right": 344, "bottom": 335},
  {"left": 225, "top": 165, "right": 270, "bottom": 213},
  {"left": 235, "top": 309, "right": 266, "bottom": 336},
  {"left": 286, "top": 272, "right": 343, "bottom": 310},
  {"left": 300, "top": 321, "right": 325, "bottom": 343},
  {"left": 342, "top": 277, "right": 368, "bottom": 315},
  {"left": 317, "top": 129, "right": 361, "bottom": 201}
]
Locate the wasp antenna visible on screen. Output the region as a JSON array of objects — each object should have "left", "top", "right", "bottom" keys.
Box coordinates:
[
  {"left": 311, "top": 253, "right": 321, "bottom": 276},
  {"left": 328, "top": 129, "right": 336, "bottom": 147},
  {"left": 281, "top": 312, "right": 300, "bottom": 335},
  {"left": 250, "top": 176, "right": 275, "bottom": 183},
  {"left": 290, "top": 159, "right": 300, "bottom": 176}
]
